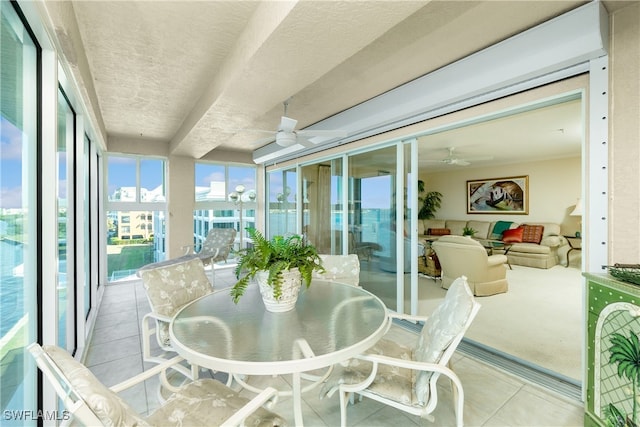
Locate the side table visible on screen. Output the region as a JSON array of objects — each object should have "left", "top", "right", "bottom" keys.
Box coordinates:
[{"left": 563, "top": 235, "right": 582, "bottom": 268}]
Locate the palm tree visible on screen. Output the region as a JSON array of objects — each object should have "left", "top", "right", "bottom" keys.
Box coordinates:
[{"left": 609, "top": 331, "right": 640, "bottom": 426}]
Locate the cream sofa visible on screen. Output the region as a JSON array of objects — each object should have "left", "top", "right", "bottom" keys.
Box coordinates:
[{"left": 419, "top": 219, "right": 565, "bottom": 269}]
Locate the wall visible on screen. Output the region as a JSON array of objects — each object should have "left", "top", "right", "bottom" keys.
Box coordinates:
[
  {"left": 609, "top": 3, "right": 640, "bottom": 264},
  {"left": 421, "top": 156, "right": 581, "bottom": 233}
]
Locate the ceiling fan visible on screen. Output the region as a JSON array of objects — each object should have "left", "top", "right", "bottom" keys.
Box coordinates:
[
  {"left": 252, "top": 100, "right": 348, "bottom": 148},
  {"left": 425, "top": 147, "right": 493, "bottom": 166}
]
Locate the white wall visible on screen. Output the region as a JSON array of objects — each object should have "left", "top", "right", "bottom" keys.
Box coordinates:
[{"left": 421, "top": 156, "right": 581, "bottom": 233}]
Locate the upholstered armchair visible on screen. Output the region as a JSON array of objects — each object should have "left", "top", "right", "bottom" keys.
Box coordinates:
[
  {"left": 432, "top": 235, "right": 509, "bottom": 296},
  {"left": 139, "top": 257, "right": 213, "bottom": 373},
  {"left": 313, "top": 254, "right": 361, "bottom": 286},
  {"left": 29, "top": 343, "right": 286, "bottom": 427},
  {"left": 320, "top": 276, "right": 480, "bottom": 427}
]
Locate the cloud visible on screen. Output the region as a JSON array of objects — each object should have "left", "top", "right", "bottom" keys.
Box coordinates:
[
  {"left": 0, "top": 186, "right": 23, "bottom": 209},
  {"left": 1, "top": 117, "right": 25, "bottom": 160}
]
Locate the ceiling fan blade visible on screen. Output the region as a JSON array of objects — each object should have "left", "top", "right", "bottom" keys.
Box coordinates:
[
  {"left": 450, "top": 159, "right": 471, "bottom": 166},
  {"left": 297, "top": 136, "right": 315, "bottom": 148},
  {"left": 297, "top": 129, "right": 348, "bottom": 138},
  {"left": 279, "top": 116, "right": 298, "bottom": 133},
  {"left": 463, "top": 156, "right": 494, "bottom": 162},
  {"left": 249, "top": 136, "right": 277, "bottom": 148}
]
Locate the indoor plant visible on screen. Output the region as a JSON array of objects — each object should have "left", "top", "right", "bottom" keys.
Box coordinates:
[
  {"left": 231, "top": 228, "right": 324, "bottom": 311},
  {"left": 462, "top": 226, "right": 477, "bottom": 237},
  {"left": 417, "top": 180, "right": 443, "bottom": 220}
]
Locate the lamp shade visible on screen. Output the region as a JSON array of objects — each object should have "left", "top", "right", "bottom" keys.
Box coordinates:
[{"left": 570, "top": 198, "right": 583, "bottom": 216}]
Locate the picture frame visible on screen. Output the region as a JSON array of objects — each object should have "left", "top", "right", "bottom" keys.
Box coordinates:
[{"left": 467, "top": 175, "right": 528, "bottom": 214}]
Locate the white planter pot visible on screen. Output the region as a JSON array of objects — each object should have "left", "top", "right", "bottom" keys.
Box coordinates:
[{"left": 256, "top": 268, "right": 302, "bottom": 313}]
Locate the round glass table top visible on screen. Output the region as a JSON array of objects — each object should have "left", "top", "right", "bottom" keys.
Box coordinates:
[{"left": 170, "top": 280, "right": 388, "bottom": 375}]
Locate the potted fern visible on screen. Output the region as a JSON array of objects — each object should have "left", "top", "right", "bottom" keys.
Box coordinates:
[{"left": 231, "top": 228, "right": 324, "bottom": 312}]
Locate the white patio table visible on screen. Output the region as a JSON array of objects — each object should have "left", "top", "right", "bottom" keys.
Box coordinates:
[{"left": 170, "top": 279, "right": 389, "bottom": 426}]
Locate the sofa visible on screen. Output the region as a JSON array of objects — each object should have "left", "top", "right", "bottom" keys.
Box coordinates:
[{"left": 419, "top": 219, "right": 565, "bottom": 269}]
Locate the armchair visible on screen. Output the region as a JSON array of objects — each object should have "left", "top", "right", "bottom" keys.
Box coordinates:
[
  {"left": 320, "top": 276, "right": 480, "bottom": 427},
  {"left": 432, "top": 235, "right": 509, "bottom": 296},
  {"left": 28, "top": 343, "right": 286, "bottom": 427}
]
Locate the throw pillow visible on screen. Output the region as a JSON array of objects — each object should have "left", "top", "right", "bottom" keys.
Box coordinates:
[
  {"left": 490, "top": 221, "right": 513, "bottom": 240},
  {"left": 521, "top": 224, "right": 544, "bottom": 244},
  {"left": 502, "top": 227, "right": 524, "bottom": 243},
  {"left": 427, "top": 228, "right": 450, "bottom": 236}
]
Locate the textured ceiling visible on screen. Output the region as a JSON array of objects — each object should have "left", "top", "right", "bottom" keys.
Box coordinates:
[{"left": 46, "top": 0, "right": 596, "bottom": 162}]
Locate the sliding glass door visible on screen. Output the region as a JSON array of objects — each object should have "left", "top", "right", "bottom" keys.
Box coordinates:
[
  {"left": 267, "top": 167, "right": 297, "bottom": 238},
  {"left": 300, "top": 159, "right": 343, "bottom": 253}
]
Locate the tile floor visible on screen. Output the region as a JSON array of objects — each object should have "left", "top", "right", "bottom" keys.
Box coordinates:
[{"left": 84, "top": 265, "right": 584, "bottom": 426}]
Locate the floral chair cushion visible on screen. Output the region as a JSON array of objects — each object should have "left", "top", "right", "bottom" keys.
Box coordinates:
[
  {"left": 43, "top": 345, "right": 150, "bottom": 427},
  {"left": 140, "top": 257, "right": 212, "bottom": 319},
  {"left": 313, "top": 254, "right": 360, "bottom": 287},
  {"left": 199, "top": 228, "right": 237, "bottom": 264},
  {"left": 146, "top": 378, "right": 286, "bottom": 427},
  {"left": 414, "top": 277, "right": 474, "bottom": 404},
  {"left": 140, "top": 258, "right": 213, "bottom": 346},
  {"left": 320, "top": 277, "right": 475, "bottom": 407}
]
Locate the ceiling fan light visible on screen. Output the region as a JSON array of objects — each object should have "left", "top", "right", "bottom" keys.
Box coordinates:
[{"left": 275, "top": 131, "right": 297, "bottom": 147}]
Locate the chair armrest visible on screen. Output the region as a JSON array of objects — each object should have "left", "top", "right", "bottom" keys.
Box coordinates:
[
  {"left": 199, "top": 247, "right": 221, "bottom": 262},
  {"left": 182, "top": 245, "right": 195, "bottom": 255},
  {"left": 143, "top": 311, "right": 172, "bottom": 324},
  {"left": 110, "top": 355, "right": 185, "bottom": 393},
  {"left": 221, "top": 387, "right": 280, "bottom": 427},
  {"left": 487, "top": 254, "right": 508, "bottom": 266},
  {"left": 339, "top": 352, "right": 462, "bottom": 395},
  {"left": 387, "top": 310, "right": 430, "bottom": 324}
]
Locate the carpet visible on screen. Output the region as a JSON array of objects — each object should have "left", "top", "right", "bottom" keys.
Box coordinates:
[{"left": 360, "top": 262, "right": 583, "bottom": 381}]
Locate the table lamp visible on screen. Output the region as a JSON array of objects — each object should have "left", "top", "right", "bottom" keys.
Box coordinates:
[{"left": 570, "top": 198, "right": 582, "bottom": 237}]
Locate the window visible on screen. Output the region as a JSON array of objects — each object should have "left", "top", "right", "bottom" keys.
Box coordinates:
[
  {"left": 57, "top": 87, "right": 76, "bottom": 352},
  {"left": 0, "top": 2, "right": 39, "bottom": 421},
  {"left": 107, "top": 155, "right": 166, "bottom": 282},
  {"left": 194, "top": 162, "right": 257, "bottom": 251}
]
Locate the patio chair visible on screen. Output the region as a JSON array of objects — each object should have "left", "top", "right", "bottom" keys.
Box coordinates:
[
  {"left": 28, "top": 343, "right": 286, "bottom": 427},
  {"left": 320, "top": 276, "right": 480, "bottom": 427},
  {"left": 139, "top": 257, "right": 213, "bottom": 379},
  {"left": 184, "top": 227, "right": 237, "bottom": 266},
  {"left": 313, "top": 254, "right": 361, "bottom": 286}
]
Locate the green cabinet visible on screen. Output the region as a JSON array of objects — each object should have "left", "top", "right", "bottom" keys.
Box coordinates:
[{"left": 585, "top": 273, "right": 640, "bottom": 426}]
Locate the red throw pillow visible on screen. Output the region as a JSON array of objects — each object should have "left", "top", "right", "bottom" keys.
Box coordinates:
[
  {"left": 428, "top": 228, "right": 450, "bottom": 236},
  {"left": 502, "top": 227, "right": 524, "bottom": 243},
  {"left": 521, "top": 224, "right": 544, "bottom": 244}
]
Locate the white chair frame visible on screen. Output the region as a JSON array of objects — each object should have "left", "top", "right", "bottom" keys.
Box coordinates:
[
  {"left": 337, "top": 301, "right": 481, "bottom": 427},
  {"left": 28, "top": 343, "right": 280, "bottom": 427}
]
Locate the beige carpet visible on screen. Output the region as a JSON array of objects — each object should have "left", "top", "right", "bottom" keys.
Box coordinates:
[{"left": 360, "top": 262, "right": 583, "bottom": 382}]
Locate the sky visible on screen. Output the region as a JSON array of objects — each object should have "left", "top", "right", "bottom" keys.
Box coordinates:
[{"left": 1, "top": 116, "right": 25, "bottom": 209}]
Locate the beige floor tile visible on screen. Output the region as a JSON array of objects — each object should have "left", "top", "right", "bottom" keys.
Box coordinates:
[
  {"left": 85, "top": 278, "right": 585, "bottom": 426},
  {"left": 484, "top": 385, "right": 583, "bottom": 427}
]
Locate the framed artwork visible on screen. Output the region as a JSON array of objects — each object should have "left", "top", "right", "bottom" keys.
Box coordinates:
[{"left": 467, "top": 175, "right": 528, "bottom": 214}]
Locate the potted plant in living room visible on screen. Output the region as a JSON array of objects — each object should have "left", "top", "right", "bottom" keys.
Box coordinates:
[
  {"left": 231, "top": 228, "right": 324, "bottom": 312},
  {"left": 417, "top": 180, "right": 443, "bottom": 220},
  {"left": 462, "top": 226, "right": 477, "bottom": 237}
]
